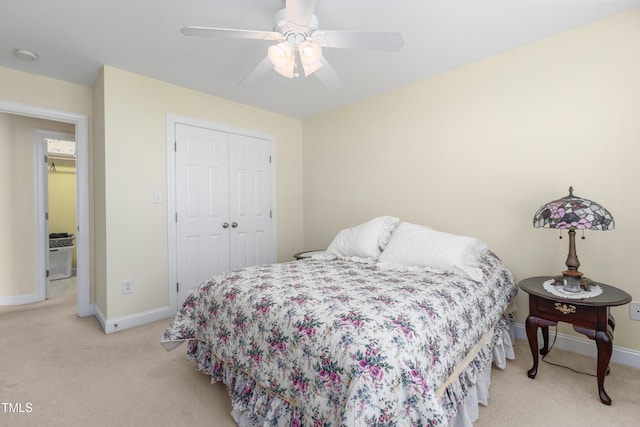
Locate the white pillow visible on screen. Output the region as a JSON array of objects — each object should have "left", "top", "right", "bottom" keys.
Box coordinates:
[
  {"left": 378, "top": 222, "right": 487, "bottom": 281},
  {"left": 327, "top": 216, "right": 400, "bottom": 259}
]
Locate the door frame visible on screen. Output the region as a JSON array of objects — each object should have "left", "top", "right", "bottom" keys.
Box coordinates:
[
  {"left": 166, "top": 113, "right": 277, "bottom": 314},
  {"left": 0, "top": 99, "right": 91, "bottom": 317},
  {"left": 35, "top": 128, "right": 76, "bottom": 300}
]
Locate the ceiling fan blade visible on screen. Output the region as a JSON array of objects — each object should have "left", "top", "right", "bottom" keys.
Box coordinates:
[
  {"left": 239, "top": 56, "right": 274, "bottom": 88},
  {"left": 286, "top": 0, "right": 316, "bottom": 26},
  {"left": 314, "top": 57, "right": 345, "bottom": 91},
  {"left": 319, "top": 30, "right": 404, "bottom": 51},
  {"left": 182, "top": 26, "right": 283, "bottom": 41}
]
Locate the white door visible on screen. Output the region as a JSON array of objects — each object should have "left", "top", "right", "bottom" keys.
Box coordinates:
[
  {"left": 176, "top": 124, "right": 230, "bottom": 304},
  {"left": 228, "top": 133, "right": 272, "bottom": 269},
  {"left": 175, "top": 124, "right": 273, "bottom": 306}
]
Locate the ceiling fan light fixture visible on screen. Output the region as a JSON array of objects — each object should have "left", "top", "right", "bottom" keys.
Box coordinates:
[
  {"left": 182, "top": 1, "right": 404, "bottom": 89},
  {"left": 298, "top": 40, "right": 323, "bottom": 77},
  {"left": 299, "top": 41, "right": 321, "bottom": 61},
  {"left": 301, "top": 58, "right": 322, "bottom": 77},
  {"left": 273, "top": 62, "right": 296, "bottom": 78},
  {"left": 302, "top": 62, "right": 322, "bottom": 77},
  {"left": 268, "top": 42, "right": 297, "bottom": 78},
  {"left": 268, "top": 42, "right": 293, "bottom": 68}
]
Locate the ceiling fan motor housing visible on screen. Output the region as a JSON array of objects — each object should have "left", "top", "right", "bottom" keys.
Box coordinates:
[{"left": 273, "top": 8, "right": 319, "bottom": 44}]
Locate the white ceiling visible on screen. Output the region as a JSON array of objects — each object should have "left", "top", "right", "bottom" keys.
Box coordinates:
[{"left": 1, "top": 0, "right": 639, "bottom": 119}]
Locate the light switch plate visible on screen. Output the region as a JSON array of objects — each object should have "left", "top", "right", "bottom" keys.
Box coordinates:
[
  {"left": 630, "top": 302, "right": 640, "bottom": 321},
  {"left": 153, "top": 191, "right": 163, "bottom": 204}
]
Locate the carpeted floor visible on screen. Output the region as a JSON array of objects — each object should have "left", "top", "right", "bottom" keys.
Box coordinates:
[
  {"left": 475, "top": 335, "right": 640, "bottom": 426},
  {"left": 0, "top": 294, "right": 235, "bottom": 427},
  {"left": 1, "top": 293, "right": 639, "bottom": 426}
]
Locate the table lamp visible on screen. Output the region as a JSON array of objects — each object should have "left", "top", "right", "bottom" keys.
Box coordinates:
[{"left": 533, "top": 186, "right": 615, "bottom": 293}]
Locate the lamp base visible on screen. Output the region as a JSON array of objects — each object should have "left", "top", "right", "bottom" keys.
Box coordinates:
[
  {"left": 562, "top": 271, "right": 583, "bottom": 293},
  {"left": 552, "top": 273, "right": 596, "bottom": 292}
]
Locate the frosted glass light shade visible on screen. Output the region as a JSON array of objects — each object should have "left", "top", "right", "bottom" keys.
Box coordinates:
[
  {"left": 299, "top": 40, "right": 323, "bottom": 76},
  {"left": 268, "top": 42, "right": 295, "bottom": 78}
]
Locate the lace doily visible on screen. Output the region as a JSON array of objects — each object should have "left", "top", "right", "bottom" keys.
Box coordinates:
[{"left": 543, "top": 279, "right": 602, "bottom": 299}]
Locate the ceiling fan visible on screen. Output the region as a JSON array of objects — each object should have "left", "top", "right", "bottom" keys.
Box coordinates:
[{"left": 181, "top": 0, "right": 404, "bottom": 90}]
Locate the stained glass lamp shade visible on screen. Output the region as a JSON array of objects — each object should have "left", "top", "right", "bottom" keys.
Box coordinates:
[{"left": 533, "top": 186, "right": 614, "bottom": 292}]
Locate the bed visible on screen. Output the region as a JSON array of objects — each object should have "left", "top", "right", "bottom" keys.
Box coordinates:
[{"left": 162, "top": 218, "right": 518, "bottom": 426}]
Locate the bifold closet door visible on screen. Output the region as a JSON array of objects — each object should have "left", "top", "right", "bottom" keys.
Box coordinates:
[
  {"left": 175, "top": 124, "right": 273, "bottom": 306},
  {"left": 175, "top": 124, "right": 230, "bottom": 303},
  {"left": 228, "top": 133, "right": 272, "bottom": 270}
]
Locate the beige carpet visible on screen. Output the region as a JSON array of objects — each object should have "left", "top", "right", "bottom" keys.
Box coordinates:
[{"left": 1, "top": 294, "right": 639, "bottom": 426}]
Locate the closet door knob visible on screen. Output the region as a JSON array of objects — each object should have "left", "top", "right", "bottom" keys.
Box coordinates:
[
  {"left": 231, "top": 222, "right": 238, "bottom": 228},
  {"left": 222, "top": 222, "right": 229, "bottom": 229}
]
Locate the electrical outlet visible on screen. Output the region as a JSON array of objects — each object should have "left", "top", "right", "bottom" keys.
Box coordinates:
[
  {"left": 122, "top": 279, "right": 134, "bottom": 294},
  {"left": 630, "top": 302, "right": 640, "bottom": 321}
]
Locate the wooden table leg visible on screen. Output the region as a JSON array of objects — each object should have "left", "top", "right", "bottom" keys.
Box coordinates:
[
  {"left": 525, "top": 315, "right": 539, "bottom": 379},
  {"left": 595, "top": 329, "right": 613, "bottom": 405},
  {"left": 540, "top": 325, "right": 550, "bottom": 356}
]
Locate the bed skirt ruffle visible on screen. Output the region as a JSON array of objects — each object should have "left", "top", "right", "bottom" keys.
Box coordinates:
[
  {"left": 181, "top": 313, "right": 515, "bottom": 426},
  {"left": 446, "top": 314, "right": 516, "bottom": 427}
]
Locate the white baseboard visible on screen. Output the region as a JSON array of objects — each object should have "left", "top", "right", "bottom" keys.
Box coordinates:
[
  {"left": 94, "top": 304, "right": 107, "bottom": 332},
  {"left": 514, "top": 322, "right": 640, "bottom": 370},
  {"left": 0, "top": 293, "right": 39, "bottom": 306},
  {"left": 94, "top": 305, "right": 173, "bottom": 334}
]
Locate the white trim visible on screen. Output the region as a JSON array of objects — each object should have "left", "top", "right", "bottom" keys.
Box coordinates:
[
  {"left": 34, "top": 131, "right": 49, "bottom": 302},
  {"left": 35, "top": 128, "right": 75, "bottom": 302},
  {"left": 101, "top": 305, "right": 175, "bottom": 334},
  {"left": 74, "top": 111, "right": 91, "bottom": 317},
  {"left": 93, "top": 304, "right": 106, "bottom": 332},
  {"left": 165, "top": 117, "right": 177, "bottom": 317},
  {"left": 514, "top": 322, "right": 640, "bottom": 369},
  {"left": 0, "top": 293, "right": 39, "bottom": 306},
  {"left": 0, "top": 99, "right": 92, "bottom": 317},
  {"left": 165, "top": 113, "right": 277, "bottom": 315}
]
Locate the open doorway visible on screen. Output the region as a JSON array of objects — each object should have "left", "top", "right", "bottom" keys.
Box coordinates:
[
  {"left": 0, "top": 100, "right": 91, "bottom": 317},
  {"left": 39, "top": 130, "right": 77, "bottom": 300}
]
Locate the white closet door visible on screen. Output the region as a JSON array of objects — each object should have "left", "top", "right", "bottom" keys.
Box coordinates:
[
  {"left": 228, "top": 133, "right": 272, "bottom": 270},
  {"left": 175, "top": 124, "right": 230, "bottom": 304}
]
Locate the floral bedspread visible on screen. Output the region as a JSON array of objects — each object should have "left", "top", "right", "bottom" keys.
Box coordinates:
[{"left": 162, "top": 250, "right": 517, "bottom": 426}]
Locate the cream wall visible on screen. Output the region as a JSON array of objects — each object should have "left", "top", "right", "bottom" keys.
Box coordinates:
[
  {"left": 303, "top": 9, "right": 640, "bottom": 351},
  {"left": 0, "top": 112, "right": 75, "bottom": 296},
  {"left": 0, "top": 67, "right": 93, "bottom": 301},
  {"left": 0, "top": 67, "right": 93, "bottom": 115},
  {"left": 97, "top": 66, "right": 303, "bottom": 319}
]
